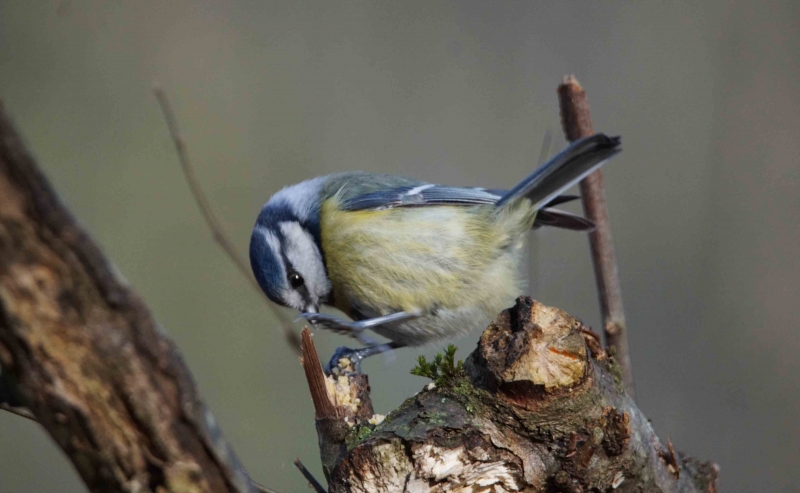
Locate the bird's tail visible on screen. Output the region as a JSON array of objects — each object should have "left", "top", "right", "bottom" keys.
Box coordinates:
[{"left": 496, "top": 133, "right": 621, "bottom": 211}]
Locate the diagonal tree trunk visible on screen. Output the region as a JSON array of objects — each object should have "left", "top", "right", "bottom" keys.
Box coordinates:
[{"left": 0, "top": 101, "right": 262, "bottom": 493}]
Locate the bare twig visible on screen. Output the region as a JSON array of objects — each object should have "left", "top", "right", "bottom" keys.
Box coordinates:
[
  {"left": 294, "top": 458, "right": 327, "bottom": 493},
  {"left": 557, "top": 75, "right": 634, "bottom": 398},
  {"left": 300, "top": 328, "right": 337, "bottom": 419},
  {"left": 153, "top": 86, "right": 301, "bottom": 354},
  {"left": 251, "top": 480, "right": 283, "bottom": 493},
  {"left": 663, "top": 436, "right": 681, "bottom": 478}
]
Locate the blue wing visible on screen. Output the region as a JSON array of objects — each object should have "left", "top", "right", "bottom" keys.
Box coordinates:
[
  {"left": 340, "top": 134, "right": 619, "bottom": 214},
  {"left": 339, "top": 185, "right": 583, "bottom": 211},
  {"left": 340, "top": 184, "right": 503, "bottom": 211},
  {"left": 340, "top": 185, "right": 594, "bottom": 231}
]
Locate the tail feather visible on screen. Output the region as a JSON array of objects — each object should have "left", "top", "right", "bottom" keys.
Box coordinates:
[
  {"left": 533, "top": 208, "right": 595, "bottom": 231},
  {"left": 496, "top": 134, "right": 621, "bottom": 209}
]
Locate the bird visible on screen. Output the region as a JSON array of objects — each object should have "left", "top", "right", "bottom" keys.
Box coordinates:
[{"left": 249, "top": 133, "right": 621, "bottom": 372}]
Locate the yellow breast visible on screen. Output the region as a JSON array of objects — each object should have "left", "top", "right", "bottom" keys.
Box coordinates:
[{"left": 320, "top": 197, "right": 535, "bottom": 318}]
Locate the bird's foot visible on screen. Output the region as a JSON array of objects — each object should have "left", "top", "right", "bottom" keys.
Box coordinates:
[
  {"left": 324, "top": 343, "right": 402, "bottom": 375},
  {"left": 297, "top": 311, "right": 416, "bottom": 374}
]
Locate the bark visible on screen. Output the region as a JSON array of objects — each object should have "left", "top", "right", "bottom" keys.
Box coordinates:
[
  {"left": 0, "top": 102, "right": 258, "bottom": 492},
  {"left": 310, "top": 297, "right": 718, "bottom": 492}
]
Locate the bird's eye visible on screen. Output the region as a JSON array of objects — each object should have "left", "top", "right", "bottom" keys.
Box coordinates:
[{"left": 288, "top": 273, "right": 305, "bottom": 289}]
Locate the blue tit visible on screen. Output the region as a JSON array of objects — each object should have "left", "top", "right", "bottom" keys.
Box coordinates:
[{"left": 249, "top": 133, "right": 621, "bottom": 370}]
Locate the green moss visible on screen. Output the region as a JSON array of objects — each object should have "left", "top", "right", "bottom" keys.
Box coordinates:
[
  {"left": 344, "top": 424, "right": 374, "bottom": 450},
  {"left": 410, "top": 345, "right": 491, "bottom": 416},
  {"left": 410, "top": 344, "right": 466, "bottom": 388},
  {"left": 450, "top": 378, "right": 483, "bottom": 415},
  {"left": 450, "top": 375, "right": 474, "bottom": 396},
  {"left": 419, "top": 410, "right": 447, "bottom": 425}
]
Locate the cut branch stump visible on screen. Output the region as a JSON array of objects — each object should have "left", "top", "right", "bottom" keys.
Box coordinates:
[{"left": 304, "top": 298, "right": 718, "bottom": 492}]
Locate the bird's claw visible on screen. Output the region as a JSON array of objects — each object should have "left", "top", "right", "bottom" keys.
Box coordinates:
[
  {"left": 323, "top": 343, "right": 398, "bottom": 375},
  {"left": 325, "top": 346, "right": 365, "bottom": 375},
  {"left": 296, "top": 312, "right": 408, "bottom": 374}
]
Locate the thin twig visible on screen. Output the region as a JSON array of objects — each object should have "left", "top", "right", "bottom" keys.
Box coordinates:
[
  {"left": 666, "top": 436, "right": 680, "bottom": 478},
  {"left": 251, "top": 479, "right": 282, "bottom": 493},
  {"left": 300, "top": 328, "right": 337, "bottom": 419},
  {"left": 557, "top": 75, "right": 634, "bottom": 398},
  {"left": 294, "top": 458, "right": 327, "bottom": 493},
  {"left": 153, "top": 86, "right": 301, "bottom": 354}
]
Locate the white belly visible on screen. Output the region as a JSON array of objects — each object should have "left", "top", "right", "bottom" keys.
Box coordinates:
[{"left": 370, "top": 303, "right": 507, "bottom": 347}]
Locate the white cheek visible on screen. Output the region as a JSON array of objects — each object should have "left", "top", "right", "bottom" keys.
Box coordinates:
[
  {"left": 279, "top": 222, "right": 331, "bottom": 301},
  {"left": 283, "top": 291, "right": 304, "bottom": 310}
]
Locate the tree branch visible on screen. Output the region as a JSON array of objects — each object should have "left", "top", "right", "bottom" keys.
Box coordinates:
[
  {"left": 558, "top": 75, "right": 635, "bottom": 398},
  {"left": 312, "top": 298, "right": 717, "bottom": 492},
  {"left": 0, "top": 100, "right": 264, "bottom": 492}
]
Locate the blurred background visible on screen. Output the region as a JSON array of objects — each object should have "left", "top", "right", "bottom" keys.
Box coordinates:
[{"left": 1, "top": 1, "right": 798, "bottom": 491}]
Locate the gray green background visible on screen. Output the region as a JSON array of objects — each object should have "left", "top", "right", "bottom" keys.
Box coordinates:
[{"left": 1, "top": 1, "right": 798, "bottom": 491}]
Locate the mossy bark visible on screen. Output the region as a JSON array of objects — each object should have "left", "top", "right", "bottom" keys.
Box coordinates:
[{"left": 315, "top": 298, "right": 718, "bottom": 493}]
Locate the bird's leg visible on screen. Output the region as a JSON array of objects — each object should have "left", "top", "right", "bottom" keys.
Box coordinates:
[
  {"left": 298, "top": 310, "right": 420, "bottom": 334},
  {"left": 297, "top": 311, "right": 420, "bottom": 374}
]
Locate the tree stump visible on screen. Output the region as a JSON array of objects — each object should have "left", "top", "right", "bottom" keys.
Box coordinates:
[{"left": 305, "top": 297, "right": 718, "bottom": 493}]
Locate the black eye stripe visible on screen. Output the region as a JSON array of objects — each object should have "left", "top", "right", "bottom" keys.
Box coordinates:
[
  {"left": 278, "top": 243, "right": 312, "bottom": 309},
  {"left": 280, "top": 251, "right": 303, "bottom": 286},
  {"left": 277, "top": 228, "right": 307, "bottom": 275},
  {"left": 274, "top": 223, "right": 323, "bottom": 312}
]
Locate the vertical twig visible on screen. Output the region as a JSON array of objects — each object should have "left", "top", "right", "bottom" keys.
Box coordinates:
[
  {"left": 299, "top": 328, "right": 337, "bottom": 491},
  {"left": 300, "top": 328, "right": 337, "bottom": 419},
  {"left": 153, "top": 86, "right": 301, "bottom": 354},
  {"left": 557, "top": 75, "right": 635, "bottom": 398}
]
